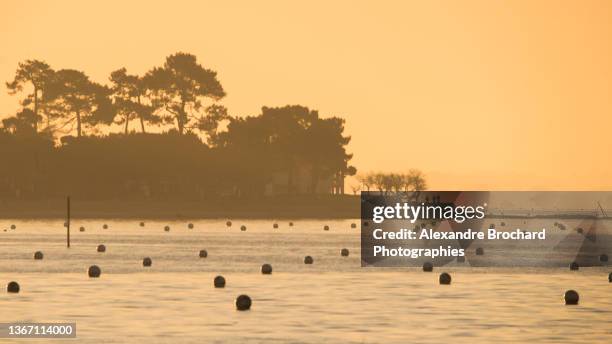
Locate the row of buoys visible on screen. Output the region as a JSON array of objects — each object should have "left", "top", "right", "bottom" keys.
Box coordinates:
[{"left": 96, "top": 221, "right": 361, "bottom": 232}]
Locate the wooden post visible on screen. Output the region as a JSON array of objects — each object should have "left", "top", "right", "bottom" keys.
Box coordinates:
[{"left": 67, "top": 196, "right": 71, "bottom": 248}]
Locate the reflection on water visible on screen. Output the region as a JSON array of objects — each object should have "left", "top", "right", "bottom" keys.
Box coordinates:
[{"left": 0, "top": 219, "right": 611, "bottom": 343}]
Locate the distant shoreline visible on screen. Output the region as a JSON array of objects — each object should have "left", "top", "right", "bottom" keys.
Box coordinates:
[{"left": 0, "top": 196, "right": 360, "bottom": 219}]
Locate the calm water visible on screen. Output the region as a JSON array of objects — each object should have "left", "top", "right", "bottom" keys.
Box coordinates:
[{"left": 0, "top": 219, "right": 611, "bottom": 343}]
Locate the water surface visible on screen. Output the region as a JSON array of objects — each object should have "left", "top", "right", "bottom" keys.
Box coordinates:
[{"left": 0, "top": 220, "right": 610, "bottom": 343}]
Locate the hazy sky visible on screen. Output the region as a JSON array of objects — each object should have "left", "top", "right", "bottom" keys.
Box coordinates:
[{"left": 1, "top": 0, "right": 611, "bottom": 190}]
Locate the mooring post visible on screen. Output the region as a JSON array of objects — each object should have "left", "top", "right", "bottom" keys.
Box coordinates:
[{"left": 67, "top": 196, "right": 71, "bottom": 248}]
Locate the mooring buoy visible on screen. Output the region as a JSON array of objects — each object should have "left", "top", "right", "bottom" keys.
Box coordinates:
[
  {"left": 235, "top": 294, "right": 252, "bottom": 310},
  {"left": 214, "top": 275, "right": 226, "bottom": 288},
  {"left": 261, "top": 263, "right": 272, "bottom": 274},
  {"left": 564, "top": 290, "right": 579, "bottom": 305},
  {"left": 88, "top": 265, "right": 101, "bottom": 278},
  {"left": 143, "top": 257, "right": 152, "bottom": 267},
  {"left": 439, "top": 272, "right": 451, "bottom": 285},
  {"left": 7, "top": 281, "right": 20, "bottom": 293}
]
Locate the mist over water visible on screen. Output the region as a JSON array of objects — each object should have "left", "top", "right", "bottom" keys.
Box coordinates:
[{"left": 1, "top": 219, "right": 611, "bottom": 343}]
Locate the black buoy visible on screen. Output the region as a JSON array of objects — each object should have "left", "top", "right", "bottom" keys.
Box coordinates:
[
  {"left": 143, "top": 257, "right": 152, "bottom": 267},
  {"left": 7, "top": 281, "right": 20, "bottom": 293},
  {"left": 439, "top": 272, "right": 452, "bottom": 285},
  {"left": 214, "top": 275, "right": 226, "bottom": 288},
  {"left": 501, "top": 222, "right": 506, "bottom": 227},
  {"left": 608, "top": 272, "right": 611, "bottom": 282},
  {"left": 576, "top": 228, "right": 583, "bottom": 234},
  {"left": 423, "top": 262, "right": 433, "bottom": 272},
  {"left": 475, "top": 247, "right": 484, "bottom": 255},
  {"left": 350, "top": 223, "right": 357, "bottom": 228},
  {"left": 97, "top": 244, "right": 106, "bottom": 253},
  {"left": 164, "top": 226, "right": 170, "bottom": 232},
  {"left": 570, "top": 261, "right": 579, "bottom": 271},
  {"left": 79, "top": 226, "right": 85, "bottom": 232},
  {"left": 199, "top": 250, "right": 208, "bottom": 258},
  {"left": 88, "top": 265, "right": 101, "bottom": 278},
  {"left": 103, "top": 224, "right": 108, "bottom": 229},
  {"left": 323, "top": 225, "right": 330, "bottom": 231},
  {"left": 341, "top": 248, "right": 349, "bottom": 257},
  {"left": 273, "top": 223, "right": 279, "bottom": 229},
  {"left": 600, "top": 254, "right": 608, "bottom": 263},
  {"left": 235, "top": 294, "right": 252, "bottom": 311},
  {"left": 140, "top": 222, "right": 145, "bottom": 227},
  {"left": 188, "top": 223, "right": 194, "bottom": 229},
  {"left": 564, "top": 290, "right": 579, "bottom": 305},
  {"left": 304, "top": 256, "right": 314, "bottom": 264},
  {"left": 10, "top": 224, "right": 16, "bottom": 230},
  {"left": 226, "top": 221, "right": 232, "bottom": 227},
  {"left": 289, "top": 222, "right": 294, "bottom": 227},
  {"left": 34, "top": 251, "right": 43, "bottom": 260},
  {"left": 261, "top": 263, "right": 272, "bottom": 274},
  {"left": 240, "top": 225, "right": 247, "bottom": 231}
]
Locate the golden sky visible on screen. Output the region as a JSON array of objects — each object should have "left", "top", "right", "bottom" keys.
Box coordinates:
[{"left": 1, "top": 0, "right": 611, "bottom": 190}]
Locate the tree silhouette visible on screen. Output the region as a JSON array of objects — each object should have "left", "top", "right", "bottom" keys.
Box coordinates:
[
  {"left": 5, "top": 60, "right": 54, "bottom": 132},
  {"left": 109, "top": 68, "right": 156, "bottom": 134},
  {"left": 46, "top": 69, "right": 113, "bottom": 137},
  {"left": 1, "top": 109, "right": 40, "bottom": 136},
  {"left": 145, "top": 53, "right": 225, "bottom": 135}
]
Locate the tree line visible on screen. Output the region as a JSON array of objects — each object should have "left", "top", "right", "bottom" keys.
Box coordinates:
[
  {"left": 354, "top": 171, "right": 427, "bottom": 194},
  {"left": 1, "top": 53, "right": 355, "bottom": 199}
]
